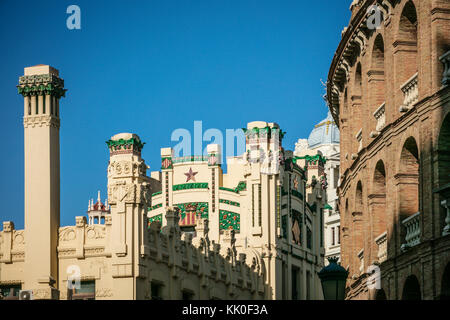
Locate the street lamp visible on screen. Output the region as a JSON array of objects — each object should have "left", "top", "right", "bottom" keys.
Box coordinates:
[{"left": 318, "top": 257, "right": 348, "bottom": 300}]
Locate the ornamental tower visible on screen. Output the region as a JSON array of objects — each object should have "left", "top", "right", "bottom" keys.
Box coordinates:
[
  {"left": 106, "top": 133, "right": 151, "bottom": 299},
  {"left": 17, "top": 65, "right": 66, "bottom": 298}
]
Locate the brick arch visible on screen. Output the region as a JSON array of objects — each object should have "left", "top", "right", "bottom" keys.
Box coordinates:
[
  {"left": 439, "top": 261, "right": 450, "bottom": 300},
  {"left": 375, "top": 288, "right": 387, "bottom": 300},
  {"left": 401, "top": 274, "right": 421, "bottom": 300},
  {"left": 367, "top": 33, "right": 386, "bottom": 132},
  {"left": 393, "top": 0, "right": 419, "bottom": 90},
  {"left": 437, "top": 112, "right": 450, "bottom": 187},
  {"left": 370, "top": 160, "right": 388, "bottom": 249},
  {"left": 351, "top": 181, "right": 364, "bottom": 276},
  {"left": 397, "top": 136, "right": 420, "bottom": 221}
]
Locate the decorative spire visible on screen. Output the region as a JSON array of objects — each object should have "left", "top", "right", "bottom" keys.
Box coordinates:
[{"left": 97, "top": 190, "right": 101, "bottom": 204}]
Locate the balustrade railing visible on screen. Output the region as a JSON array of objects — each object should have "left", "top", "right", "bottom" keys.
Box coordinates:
[
  {"left": 440, "top": 50, "right": 450, "bottom": 87},
  {"left": 399, "top": 73, "right": 418, "bottom": 112},
  {"left": 375, "top": 231, "right": 387, "bottom": 263},
  {"left": 401, "top": 211, "right": 421, "bottom": 251}
]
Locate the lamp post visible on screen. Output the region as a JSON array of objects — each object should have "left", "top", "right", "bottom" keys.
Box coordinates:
[{"left": 318, "top": 257, "right": 348, "bottom": 300}]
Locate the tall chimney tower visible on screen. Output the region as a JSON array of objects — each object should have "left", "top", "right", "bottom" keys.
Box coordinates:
[{"left": 17, "top": 65, "right": 66, "bottom": 299}]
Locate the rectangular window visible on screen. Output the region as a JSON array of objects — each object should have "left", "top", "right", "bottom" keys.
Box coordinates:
[
  {"left": 320, "top": 208, "right": 324, "bottom": 248},
  {"left": 334, "top": 167, "right": 339, "bottom": 189},
  {"left": 0, "top": 284, "right": 21, "bottom": 299},
  {"left": 151, "top": 282, "right": 163, "bottom": 300},
  {"left": 332, "top": 227, "right": 335, "bottom": 246},
  {"left": 306, "top": 271, "right": 311, "bottom": 300},
  {"left": 307, "top": 226, "right": 312, "bottom": 250},
  {"left": 258, "top": 184, "right": 262, "bottom": 227},
  {"left": 71, "top": 280, "right": 95, "bottom": 300},
  {"left": 292, "top": 267, "right": 299, "bottom": 300},
  {"left": 338, "top": 226, "right": 341, "bottom": 244},
  {"left": 182, "top": 290, "right": 194, "bottom": 300}
]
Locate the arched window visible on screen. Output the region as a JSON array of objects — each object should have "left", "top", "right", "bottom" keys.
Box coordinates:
[
  {"left": 438, "top": 114, "right": 450, "bottom": 187},
  {"left": 399, "top": 137, "right": 420, "bottom": 220},
  {"left": 372, "top": 160, "right": 387, "bottom": 234},
  {"left": 396, "top": 1, "right": 419, "bottom": 110},
  {"left": 371, "top": 34, "right": 386, "bottom": 107},
  {"left": 402, "top": 275, "right": 421, "bottom": 300}
]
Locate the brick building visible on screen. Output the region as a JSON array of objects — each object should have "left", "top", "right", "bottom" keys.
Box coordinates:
[{"left": 326, "top": 0, "right": 450, "bottom": 299}]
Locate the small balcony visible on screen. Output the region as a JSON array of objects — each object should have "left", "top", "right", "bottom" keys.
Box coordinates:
[
  {"left": 357, "top": 249, "right": 364, "bottom": 275},
  {"left": 370, "top": 102, "right": 386, "bottom": 138},
  {"left": 355, "top": 128, "right": 363, "bottom": 153},
  {"left": 399, "top": 73, "right": 418, "bottom": 112},
  {"left": 375, "top": 231, "right": 387, "bottom": 263},
  {"left": 440, "top": 50, "right": 450, "bottom": 87},
  {"left": 401, "top": 211, "right": 421, "bottom": 251}
]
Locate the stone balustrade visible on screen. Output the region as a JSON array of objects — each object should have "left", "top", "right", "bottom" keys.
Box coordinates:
[
  {"left": 375, "top": 231, "right": 387, "bottom": 263},
  {"left": 401, "top": 211, "right": 421, "bottom": 251},
  {"left": 374, "top": 102, "right": 385, "bottom": 132},
  {"left": 441, "top": 200, "right": 450, "bottom": 236},
  {"left": 440, "top": 50, "right": 450, "bottom": 87},
  {"left": 357, "top": 249, "right": 364, "bottom": 275},
  {"left": 399, "top": 73, "right": 418, "bottom": 112},
  {"left": 356, "top": 128, "right": 363, "bottom": 153}
]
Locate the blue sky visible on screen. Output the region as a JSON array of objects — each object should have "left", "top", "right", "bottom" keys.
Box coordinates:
[{"left": 0, "top": 0, "right": 350, "bottom": 227}]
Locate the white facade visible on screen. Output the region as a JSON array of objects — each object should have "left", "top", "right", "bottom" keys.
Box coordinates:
[{"left": 294, "top": 112, "right": 341, "bottom": 265}]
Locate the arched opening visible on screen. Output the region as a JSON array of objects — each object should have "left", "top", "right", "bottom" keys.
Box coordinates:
[
  {"left": 399, "top": 137, "right": 420, "bottom": 220},
  {"left": 355, "top": 63, "right": 362, "bottom": 97},
  {"left": 371, "top": 160, "right": 387, "bottom": 261},
  {"left": 402, "top": 275, "right": 421, "bottom": 300},
  {"left": 438, "top": 114, "right": 450, "bottom": 187},
  {"left": 440, "top": 263, "right": 450, "bottom": 300},
  {"left": 396, "top": 1, "right": 419, "bottom": 109},
  {"left": 375, "top": 288, "right": 387, "bottom": 300},
  {"left": 353, "top": 181, "right": 364, "bottom": 276},
  {"left": 371, "top": 34, "right": 385, "bottom": 104}
]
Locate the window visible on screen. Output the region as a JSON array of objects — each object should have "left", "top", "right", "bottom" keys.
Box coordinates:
[
  {"left": 292, "top": 267, "right": 299, "bottom": 300},
  {"left": 0, "top": 284, "right": 21, "bottom": 299},
  {"left": 151, "top": 282, "right": 163, "bottom": 300},
  {"left": 337, "top": 226, "right": 341, "bottom": 245},
  {"left": 332, "top": 227, "right": 335, "bottom": 246},
  {"left": 320, "top": 208, "right": 324, "bottom": 248},
  {"left": 182, "top": 290, "right": 194, "bottom": 300},
  {"left": 307, "top": 226, "right": 312, "bottom": 250},
  {"left": 71, "top": 280, "right": 95, "bottom": 300}
]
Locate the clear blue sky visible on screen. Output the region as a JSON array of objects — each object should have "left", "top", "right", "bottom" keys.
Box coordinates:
[{"left": 0, "top": 0, "right": 350, "bottom": 227}]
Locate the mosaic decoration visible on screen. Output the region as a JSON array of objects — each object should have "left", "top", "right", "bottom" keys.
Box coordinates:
[
  {"left": 208, "top": 154, "right": 218, "bottom": 166},
  {"left": 106, "top": 137, "right": 145, "bottom": 152},
  {"left": 17, "top": 74, "right": 66, "bottom": 98},
  {"left": 219, "top": 181, "right": 247, "bottom": 194},
  {"left": 148, "top": 214, "right": 162, "bottom": 228},
  {"left": 161, "top": 157, "right": 173, "bottom": 169},
  {"left": 175, "top": 202, "right": 209, "bottom": 221},
  {"left": 293, "top": 154, "right": 327, "bottom": 166},
  {"left": 212, "top": 169, "right": 216, "bottom": 212},
  {"left": 219, "top": 210, "right": 240, "bottom": 232},
  {"left": 148, "top": 203, "right": 163, "bottom": 211},
  {"left": 172, "top": 156, "right": 208, "bottom": 164},
  {"left": 172, "top": 183, "right": 208, "bottom": 191},
  {"left": 276, "top": 186, "right": 281, "bottom": 228},
  {"left": 219, "top": 199, "right": 240, "bottom": 207}
]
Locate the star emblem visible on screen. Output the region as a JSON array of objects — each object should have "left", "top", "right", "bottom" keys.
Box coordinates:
[
  {"left": 184, "top": 167, "right": 198, "bottom": 182},
  {"left": 293, "top": 177, "right": 299, "bottom": 190}
]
